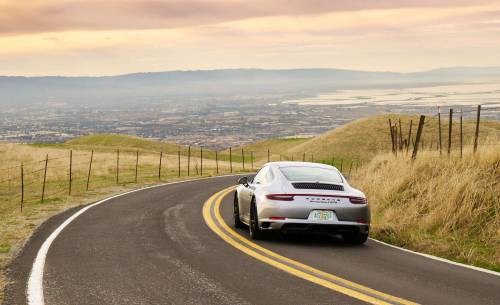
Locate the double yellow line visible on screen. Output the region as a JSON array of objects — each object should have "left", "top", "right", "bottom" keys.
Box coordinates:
[{"left": 203, "top": 186, "right": 419, "bottom": 305}]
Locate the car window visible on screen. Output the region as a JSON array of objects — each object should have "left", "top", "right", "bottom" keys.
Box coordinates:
[
  {"left": 253, "top": 166, "right": 269, "bottom": 184},
  {"left": 265, "top": 167, "right": 274, "bottom": 183},
  {"left": 279, "top": 166, "right": 343, "bottom": 183}
]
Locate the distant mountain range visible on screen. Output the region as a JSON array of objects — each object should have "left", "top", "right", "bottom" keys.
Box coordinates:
[{"left": 1, "top": 67, "right": 500, "bottom": 107}]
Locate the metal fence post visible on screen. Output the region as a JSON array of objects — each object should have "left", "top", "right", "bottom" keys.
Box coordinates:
[
  {"left": 41, "top": 154, "right": 48, "bottom": 203},
  {"left": 460, "top": 109, "right": 463, "bottom": 158},
  {"left": 69, "top": 150, "right": 72, "bottom": 195},
  {"left": 159, "top": 151, "right": 163, "bottom": 180},
  {"left": 187, "top": 146, "right": 191, "bottom": 176},
  {"left": 438, "top": 106, "right": 442, "bottom": 155},
  {"left": 116, "top": 149, "right": 120, "bottom": 184},
  {"left": 20, "top": 163, "right": 24, "bottom": 212},
  {"left": 86, "top": 150, "right": 93, "bottom": 191},
  {"left": 229, "top": 147, "right": 233, "bottom": 173},
  {"left": 135, "top": 150, "right": 139, "bottom": 183},
  {"left": 448, "top": 108, "right": 453, "bottom": 155}
]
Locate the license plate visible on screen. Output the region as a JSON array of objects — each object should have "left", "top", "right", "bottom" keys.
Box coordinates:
[{"left": 310, "top": 210, "right": 335, "bottom": 221}]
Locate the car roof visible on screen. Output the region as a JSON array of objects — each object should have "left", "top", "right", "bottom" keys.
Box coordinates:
[{"left": 264, "top": 161, "right": 339, "bottom": 171}]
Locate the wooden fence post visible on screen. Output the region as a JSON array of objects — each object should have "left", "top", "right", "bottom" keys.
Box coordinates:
[
  {"left": 406, "top": 120, "right": 413, "bottom": 154},
  {"left": 311, "top": 153, "right": 314, "bottom": 162},
  {"left": 200, "top": 147, "right": 203, "bottom": 176},
  {"left": 215, "top": 151, "right": 219, "bottom": 174},
  {"left": 412, "top": 116, "right": 426, "bottom": 160},
  {"left": 116, "top": 149, "right": 120, "bottom": 184},
  {"left": 267, "top": 149, "right": 270, "bottom": 163},
  {"left": 187, "top": 146, "right": 191, "bottom": 176},
  {"left": 448, "top": 108, "right": 453, "bottom": 156},
  {"left": 460, "top": 109, "right": 463, "bottom": 158},
  {"left": 86, "top": 150, "right": 93, "bottom": 191},
  {"left": 178, "top": 150, "right": 181, "bottom": 177},
  {"left": 438, "top": 106, "right": 442, "bottom": 155},
  {"left": 20, "top": 163, "right": 24, "bottom": 212},
  {"left": 302, "top": 152, "right": 305, "bottom": 162},
  {"left": 229, "top": 147, "right": 233, "bottom": 173},
  {"left": 135, "top": 150, "right": 139, "bottom": 183},
  {"left": 251, "top": 151, "right": 254, "bottom": 170},
  {"left": 41, "top": 154, "right": 48, "bottom": 203},
  {"left": 473, "top": 105, "right": 481, "bottom": 154},
  {"left": 331, "top": 155, "right": 334, "bottom": 166},
  {"left": 348, "top": 161, "right": 353, "bottom": 176},
  {"left": 388, "top": 119, "right": 395, "bottom": 154},
  {"left": 392, "top": 126, "right": 398, "bottom": 157},
  {"left": 398, "top": 119, "right": 403, "bottom": 150},
  {"left": 69, "top": 150, "right": 72, "bottom": 195},
  {"left": 158, "top": 151, "right": 163, "bottom": 180}
]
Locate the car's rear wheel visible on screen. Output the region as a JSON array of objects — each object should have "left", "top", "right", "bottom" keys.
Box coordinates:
[
  {"left": 342, "top": 232, "right": 368, "bottom": 245},
  {"left": 233, "top": 192, "right": 245, "bottom": 229},
  {"left": 249, "top": 198, "right": 263, "bottom": 240}
]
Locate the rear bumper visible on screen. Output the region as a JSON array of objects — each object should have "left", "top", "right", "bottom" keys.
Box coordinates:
[{"left": 259, "top": 218, "right": 369, "bottom": 234}]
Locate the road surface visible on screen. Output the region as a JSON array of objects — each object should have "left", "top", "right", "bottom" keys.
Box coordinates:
[{"left": 5, "top": 176, "right": 500, "bottom": 305}]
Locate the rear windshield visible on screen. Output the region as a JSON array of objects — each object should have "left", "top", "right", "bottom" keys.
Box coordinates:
[{"left": 279, "top": 166, "right": 343, "bottom": 183}]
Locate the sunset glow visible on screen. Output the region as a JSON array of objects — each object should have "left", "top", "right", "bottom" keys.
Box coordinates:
[{"left": 1, "top": 0, "right": 499, "bottom": 75}]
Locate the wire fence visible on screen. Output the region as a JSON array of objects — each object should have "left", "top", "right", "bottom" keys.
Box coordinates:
[
  {"left": 0, "top": 144, "right": 367, "bottom": 212},
  {"left": 387, "top": 104, "right": 498, "bottom": 159}
]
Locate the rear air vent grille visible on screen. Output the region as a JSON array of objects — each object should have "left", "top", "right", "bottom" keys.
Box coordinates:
[{"left": 292, "top": 183, "right": 344, "bottom": 191}]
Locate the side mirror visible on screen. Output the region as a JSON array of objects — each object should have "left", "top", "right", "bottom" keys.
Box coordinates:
[{"left": 237, "top": 176, "right": 248, "bottom": 186}]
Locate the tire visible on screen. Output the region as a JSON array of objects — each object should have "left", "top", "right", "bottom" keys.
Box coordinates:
[
  {"left": 233, "top": 192, "right": 245, "bottom": 229},
  {"left": 249, "top": 198, "right": 263, "bottom": 240},
  {"left": 342, "top": 232, "right": 368, "bottom": 245}
]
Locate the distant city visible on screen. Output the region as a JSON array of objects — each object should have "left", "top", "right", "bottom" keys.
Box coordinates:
[
  {"left": 2, "top": 85, "right": 498, "bottom": 149},
  {"left": 2, "top": 68, "right": 499, "bottom": 148}
]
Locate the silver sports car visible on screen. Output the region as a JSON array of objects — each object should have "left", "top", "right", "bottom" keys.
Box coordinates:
[{"left": 234, "top": 161, "right": 370, "bottom": 244}]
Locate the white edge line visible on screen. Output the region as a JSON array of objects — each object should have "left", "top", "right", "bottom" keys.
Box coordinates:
[
  {"left": 26, "top": 174, "right": 242, "bottom": 305},
  {"left": 369, "top": 238, "right": 500, "bottom": 277}
]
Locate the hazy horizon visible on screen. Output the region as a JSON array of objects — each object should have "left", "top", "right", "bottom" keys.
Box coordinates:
[{"left": 3, "top": 65, "right": 500, "bottom": 78}]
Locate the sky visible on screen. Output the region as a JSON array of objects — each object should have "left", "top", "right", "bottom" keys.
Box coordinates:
[{"left": 1, "top": 0, "right": 500, "bottom": 76}]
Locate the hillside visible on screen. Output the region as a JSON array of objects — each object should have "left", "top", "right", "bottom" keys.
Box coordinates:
[
  {"left": 65, "top": 133, "right": 185, "bottom": 153},
  {"left": 284, "top": 114, "right": 500, "bottom": 162},
  {"left": 351, "top": 146, "right": 500, "bottom": 271}
]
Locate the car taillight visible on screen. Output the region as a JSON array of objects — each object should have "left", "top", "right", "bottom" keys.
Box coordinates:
[
  {"left": 270, "top": 216, "right": 286, "bottom": 220},
  {"left": 266, "top": 194, "right": 295, "bottom": 201},
  {"left": 349, "top": 197, "right": 367, "bottom": 204}
]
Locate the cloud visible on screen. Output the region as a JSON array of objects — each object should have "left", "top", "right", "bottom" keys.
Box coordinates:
[
  {"left": 0, "top": 0, "right": 495, "bottom": 34},
  {"left": 0, "top": 1, "right": 499, "bottom": 75}
]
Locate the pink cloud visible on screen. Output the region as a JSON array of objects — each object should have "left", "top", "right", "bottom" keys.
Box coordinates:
[{"left": 0, "top": 0, "right": 495, "bottom": 34}]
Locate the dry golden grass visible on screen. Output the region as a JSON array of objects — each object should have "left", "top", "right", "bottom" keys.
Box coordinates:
[
  {"left": 351, "top": 145, "right": 500, "bottom": 271},
  {"left": 0, "top": 142, "right": 249, "bottom": 302}
]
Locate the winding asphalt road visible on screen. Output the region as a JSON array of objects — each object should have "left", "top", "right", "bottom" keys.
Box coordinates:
[{"left": 5, "top": 176, "right": 500, "bottom": 305}]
